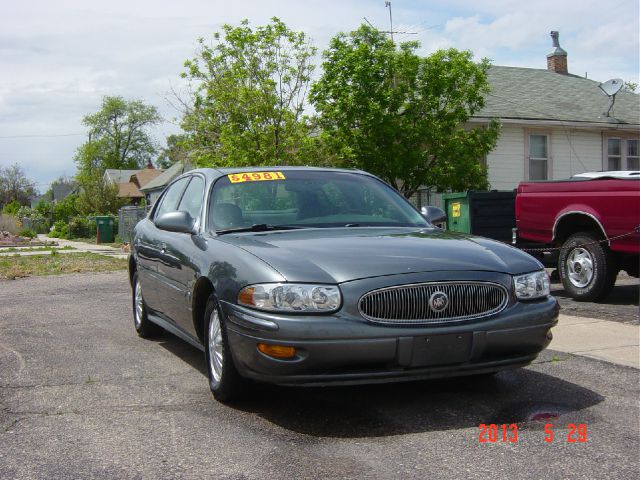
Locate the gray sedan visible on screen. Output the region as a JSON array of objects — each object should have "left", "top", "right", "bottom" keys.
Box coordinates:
[{"left": 129, "top": 167, "right": 558, "bottom": 401}]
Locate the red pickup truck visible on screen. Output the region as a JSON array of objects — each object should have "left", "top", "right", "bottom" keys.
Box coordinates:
[{"left": 514, "top": 172, "right": 640, "bottom": 301}]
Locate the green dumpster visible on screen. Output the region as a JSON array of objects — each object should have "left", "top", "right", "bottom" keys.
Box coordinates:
[
  {"left": 442, "top": 192, "right": 471, "bottom": 234},
  {"left": 95, "top": 216, "right": 115, "bottom": 243},
  {"left": 442, "top": 191, "right": 516, "bottom": 242}
]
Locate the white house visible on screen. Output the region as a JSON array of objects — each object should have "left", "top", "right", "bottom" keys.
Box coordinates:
[{"left": 472, "top": 31, "right": 639, "bottom": 191}]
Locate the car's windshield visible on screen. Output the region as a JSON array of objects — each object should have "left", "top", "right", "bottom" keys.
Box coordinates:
[{"left": 208, "top": 170, "right": 428, "bottom": 232}]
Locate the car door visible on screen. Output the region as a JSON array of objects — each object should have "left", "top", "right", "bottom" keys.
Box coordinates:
[
  {"left": 157, "top": 175, "right": 206, "bottom": 336},
  {"left": 140, "top": 176, "right": 191, "bottom": 316}
]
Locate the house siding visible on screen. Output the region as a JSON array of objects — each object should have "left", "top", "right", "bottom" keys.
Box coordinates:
[
  {"left": 551, "top": 129, "right": 603, "bottom": 179},
  {"left": 486, "top": 125, "right": 525, "bottom": 190},
  {"left": 486, "top": 124, "right": 614, "bottom": 190}
]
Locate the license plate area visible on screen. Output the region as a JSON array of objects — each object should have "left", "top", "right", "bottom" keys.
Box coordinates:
[{"left": 410, "top": 333, "right": 472, "bottom": 367}]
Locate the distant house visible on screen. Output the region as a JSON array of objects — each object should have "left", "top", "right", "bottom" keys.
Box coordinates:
[
  {"left": 139, "top": 161, "right": 193, "bottom": 206},
  {"left": 471, "top": 31, "right": 639, "bottom": 190},
  {"left": 30, "top": 180, "right": 78, "bottom": 208},
  {"left": 104, "top": 166, "right": 164, "bottom": 205}
]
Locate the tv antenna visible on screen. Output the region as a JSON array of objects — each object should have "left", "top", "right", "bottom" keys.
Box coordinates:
[
  {"left": 598, "top": 78, "right": 623, "bottom": 117},
  {"left": 363, "top": 2, "right": 416, "bottom": 43}
]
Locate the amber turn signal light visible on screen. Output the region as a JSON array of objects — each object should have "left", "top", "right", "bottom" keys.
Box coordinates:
[
  {"left": 257, "top": 343, "right": 296, "bottom": 359},
  {"left": 238, "top": 287, "right": 255, "bottom": 306}
]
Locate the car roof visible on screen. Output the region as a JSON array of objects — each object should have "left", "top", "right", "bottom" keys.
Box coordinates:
[{"left": 187, "top": 166, "right": 373, "bottom": 181}]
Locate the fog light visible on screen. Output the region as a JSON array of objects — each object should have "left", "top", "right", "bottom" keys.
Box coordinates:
[
  {"left": 546, "top": 330, "right": 553, "bottom": 341},
  {"left": 257, "top": 343, "right": 296, "bottom": 359}
]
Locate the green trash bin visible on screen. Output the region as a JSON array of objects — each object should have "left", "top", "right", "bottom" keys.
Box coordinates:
[
  {"left": 442, "top": 192, "right": 471, "bottom": 234},
  {"left": 95, "top": 216, "right": 115, "bottom": 243},
  {"left": 442, "top": 191, "right": 516, "bottom": 242}
]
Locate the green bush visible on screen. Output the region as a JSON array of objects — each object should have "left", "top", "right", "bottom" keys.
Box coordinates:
[
  {"left": 18, "top": 228, "right": 37, "bottom": 238},
  {"left": 52, "top": 194, "right": 80, "bottom": 222},
  {"left": 67, "top": 216, "right": 97, "bottom": 239},
  {"left": 49, "top": 220, "right": 69, "bottom": 239},
  {"left": 2, "top": 200, "right": 22, "bottom": 216}
]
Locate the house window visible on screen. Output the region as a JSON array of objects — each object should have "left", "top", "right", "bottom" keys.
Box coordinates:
[
  {"left": 628, "top": 140, "right": 639, "bottom": 170},
  {"left": 607, "top": 138, "right": 621, "bottom": 170},
  {"left": 606, "top": 137, "right": 639, "bottom": 171},
  {"left": 528, "top": 134, "right": 549, "bottom": 180}
]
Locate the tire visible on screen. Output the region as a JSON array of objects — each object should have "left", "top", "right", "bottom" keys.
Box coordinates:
[
  {"left": 132, "top": 271, "right": 163, "bottom": 338},
  {"left": 558, "top": 232, "right": 618, "bottom": 301},
  {"left": 204, "top": 293, "right": 247, "bottom": 402}
]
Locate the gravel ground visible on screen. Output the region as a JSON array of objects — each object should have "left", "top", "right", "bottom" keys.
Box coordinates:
[
  {"left": 549, "top": 270, "right": 639, "bottom": 325},
  {"left": 0, "top": 272, "right": 638, "bottom": 479}
]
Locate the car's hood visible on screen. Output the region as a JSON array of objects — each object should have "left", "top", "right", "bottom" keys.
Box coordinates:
[{"left": 218, "top": 227, "right": 542, "bottom": 284}]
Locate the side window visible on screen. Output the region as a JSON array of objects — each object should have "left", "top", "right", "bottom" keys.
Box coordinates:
[
  {"left": 528, "top": 134, "right": 549, "bottom": 180},
  {"left": 177, "top": 176, "right": 205, "bottom": 220},
  {"left": 628, "top": 140, "right": 639, "bottom": 170},
  {"left": 607, "top": 138, "right": 621, "bottom": 170},
  {"left": 154, "top": 177, "right": 190, "bottom": 220}
]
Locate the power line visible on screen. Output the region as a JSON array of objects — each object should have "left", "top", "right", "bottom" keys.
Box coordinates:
[{"left": 0, "top": 133, "right": 84, "bottom": 139}]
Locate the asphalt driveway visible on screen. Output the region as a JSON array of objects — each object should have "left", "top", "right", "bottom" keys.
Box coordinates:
[{"left": 0, "top": 272, "right": 638, "bottom": 479}]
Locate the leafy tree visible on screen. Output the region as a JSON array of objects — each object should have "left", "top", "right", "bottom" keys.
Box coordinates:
[
  {"left": 179, "top": 18, "right": 317, "bottom": 167},
  {"left": 74, "top": 174, "right": 128, "bottom": 216},
  {"left": 156, "top": 134, "right": 189, "bottom": 168},
  {"left": 0, "top": 163, "right": 37, "bottom": 207},
  {"left": 310, "top": 25, "right": 500, "bottom": 197},
  {"left": 75, "top": 96, "right": 161, "bottom": 176},
  {"left": 52, "top": 194, "right": 80, "bottom": 222}
]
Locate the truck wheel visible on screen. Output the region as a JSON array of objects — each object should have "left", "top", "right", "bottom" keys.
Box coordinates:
[{"left": 558, "top": 232, "right": 617, "bottom": 301}]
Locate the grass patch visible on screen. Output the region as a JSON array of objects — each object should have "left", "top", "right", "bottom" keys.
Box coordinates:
[
  {"left": 0, "top": 246, "right": 75, "bottom": 253},
  {"left": 0, "top": 252, "right": 127, "bottom": 280}
]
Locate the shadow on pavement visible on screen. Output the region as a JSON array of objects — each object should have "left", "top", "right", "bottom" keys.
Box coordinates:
[
  {"left": 155, "top": 331, "right": 604, "bottom": 439},
  {"left": 235, "top": 370, "right": 603, "bottom": 438},
  {"left": 551, "top": 283, "right": 639, "bottom": 306}
]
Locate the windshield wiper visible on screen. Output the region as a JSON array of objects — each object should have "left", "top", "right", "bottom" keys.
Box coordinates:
[{"left": 215, "top": 224, "right": 305, "bottom": 235}]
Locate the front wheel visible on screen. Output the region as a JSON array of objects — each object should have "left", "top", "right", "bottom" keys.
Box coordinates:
[
  {"left": 558, "top": 232, "right": 617, "bottom": 301},
  {"left": 132, "top": 271, "right": 163, "bottom": 338},
  {"left": 204, "top": 294, "right": 248, "bottom": 402}
]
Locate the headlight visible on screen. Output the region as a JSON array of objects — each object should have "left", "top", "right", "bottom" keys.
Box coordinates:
[
  {"left": 513, "top": 270, "right": 550, "bottom": 300},
  {"left": 238, "top": 283, "right": 341, "bottom": 312}
]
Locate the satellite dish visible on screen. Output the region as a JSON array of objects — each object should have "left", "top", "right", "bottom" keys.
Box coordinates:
[
  {"left": 599, "top": 78, "right": 624, "bottom": 96},
  {"left": 598, "top": 78, "right": 624, "bottom": 117}
]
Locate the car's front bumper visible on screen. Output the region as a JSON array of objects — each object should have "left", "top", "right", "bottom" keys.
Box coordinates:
[{"left": 220, "top": 294, "right": 559, "bottom": 386}]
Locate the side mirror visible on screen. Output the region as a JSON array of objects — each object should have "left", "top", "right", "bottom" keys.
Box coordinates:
[
  {"left": 155, "top": 211, "right": 196, "bottom": 234},
  {"left": 420, "top": 206, "right": 447, "bottom": 226}
]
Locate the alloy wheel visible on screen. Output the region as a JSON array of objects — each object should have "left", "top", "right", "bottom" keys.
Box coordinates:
[
  {"left": 208, "top": 309, "right": 224, "bottom": 383},
  {"left": 134, "top": 280, "right": 144, "bottom": 328},
  {"left": 566, "top": 247, "right": 594, "bottom": 288}
]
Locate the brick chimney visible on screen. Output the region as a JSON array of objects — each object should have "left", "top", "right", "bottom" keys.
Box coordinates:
[{"left": 547, "top": 31, "right": 568, "bottom": 74}]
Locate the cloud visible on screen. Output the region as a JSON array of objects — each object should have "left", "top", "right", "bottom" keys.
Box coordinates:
[{"left": 0, "top": 0, "right": 638, "bottom": 188}]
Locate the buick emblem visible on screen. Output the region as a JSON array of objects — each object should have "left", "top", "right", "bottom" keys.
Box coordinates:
[{"left": 429, "top": 291, "right": 449, "bottom": 312}]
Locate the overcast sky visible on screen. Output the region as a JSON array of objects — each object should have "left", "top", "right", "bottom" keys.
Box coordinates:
[{"left": 1, "top": 0, "right": 638, "bottom": 191}]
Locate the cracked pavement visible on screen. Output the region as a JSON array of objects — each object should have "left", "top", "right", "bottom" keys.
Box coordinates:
[{"left": 1, "top": 272, "right": 639, "bottom": 479}]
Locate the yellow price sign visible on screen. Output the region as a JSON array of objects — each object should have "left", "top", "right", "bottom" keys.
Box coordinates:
[
  {"left": 227, "top": 171, "right": 286, "bottom": 183},
  {"left": 452, "top": 202, "right": 461, "bottom": 218}
]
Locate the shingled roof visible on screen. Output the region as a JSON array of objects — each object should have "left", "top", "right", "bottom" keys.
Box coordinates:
[
  {"left": 140, "top": 161, "right": 193, "bottom": 192},
  {"left": 476, "top": 66, "right": 640, "bottom": 126}
]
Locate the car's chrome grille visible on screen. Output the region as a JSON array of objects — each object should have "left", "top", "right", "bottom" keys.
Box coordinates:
[{"left": 358, "top": 282, "right": 509, "bottom": 325}]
